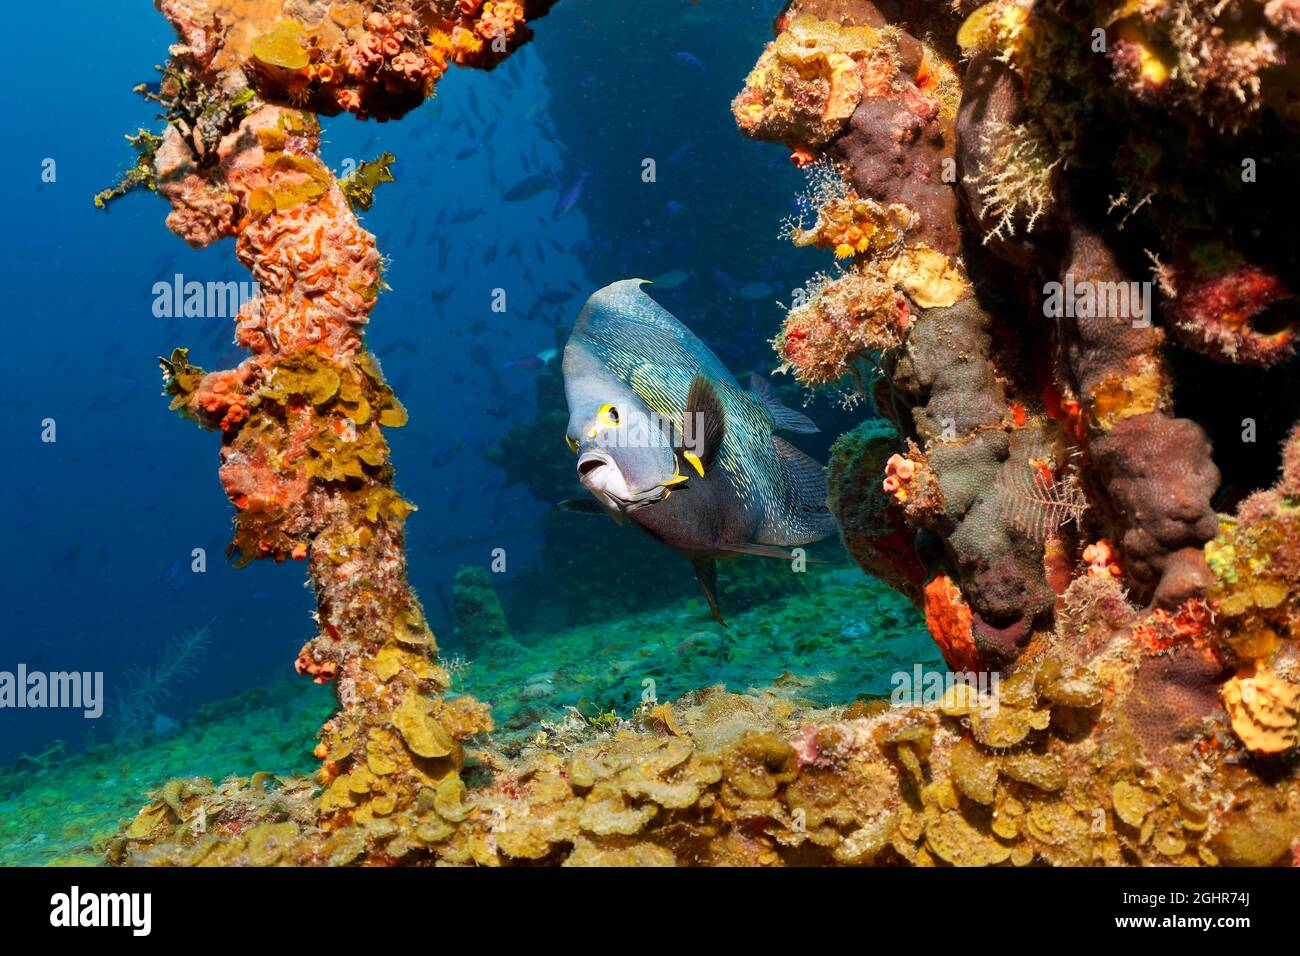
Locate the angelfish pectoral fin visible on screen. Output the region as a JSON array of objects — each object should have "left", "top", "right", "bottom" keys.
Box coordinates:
[
  {"left": 659, "top": 457, "right": 690, "bottom": 490},
  {"left": 692, "top": 559, "right": 727, "bottom": 627},
  {"left": 659, "top": 471, "right": 688, "bottom": 488},
  {"left": 682, "top": 374, "right": 726, "bottom": 476},
  {"left": 558, "top": 498, "right": 606, "bottom": 515}
]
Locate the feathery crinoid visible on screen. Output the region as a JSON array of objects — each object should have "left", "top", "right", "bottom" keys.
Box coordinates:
[
  {"left": 996, "top": 464, "right": 1089, "bottom": 543},
  {"left": 109, "top": 622, "right": 211, "bottom": 743}
]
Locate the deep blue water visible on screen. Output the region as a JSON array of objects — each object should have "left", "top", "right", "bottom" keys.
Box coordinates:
[{"left": 0, "top": 0, "right": 845, "bottom": 762}]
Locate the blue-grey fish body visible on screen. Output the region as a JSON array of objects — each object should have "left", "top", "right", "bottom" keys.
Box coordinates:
[{"left": 562, "top": 279, "right": 835, "bottom": 622}]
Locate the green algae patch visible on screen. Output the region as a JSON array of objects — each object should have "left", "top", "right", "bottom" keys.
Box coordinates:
[
  {"left": 159, "top": 347, "right": 205, "bottom": 413},
  {"left": 340, "top": 151, "right": 397, "bottom": 213},
  {"left": 93, "top": 130, "right": 163, "bottom": 211}
]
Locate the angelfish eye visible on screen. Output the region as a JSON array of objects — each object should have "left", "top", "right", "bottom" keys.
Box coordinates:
[{"left": 598, "top": 404, "right": 620, "bottom": 427}]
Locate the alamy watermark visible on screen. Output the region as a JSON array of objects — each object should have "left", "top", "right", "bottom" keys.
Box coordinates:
[
  {"left": 0, "top": 664, "right": 103, "bottom": 718},
  {"left": 890, "top": 664, "right": 1001, "bottom": 716},
  {"left": 1042, "top": 275, "right": 1152, "bottom": 328},
  {"left": 152, "top": 273, "right": 257, "bottom": 319},
  {"left": 50, "top": 886, "right": 151, "bottom": 936}
]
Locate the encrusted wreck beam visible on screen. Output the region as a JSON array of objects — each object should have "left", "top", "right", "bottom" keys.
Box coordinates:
[
  {"left": 110, "top": 0, "right": 551, "bottom": 860},
  {"left": 734, "top": 2, "right": 1058, "bottom": 666}
]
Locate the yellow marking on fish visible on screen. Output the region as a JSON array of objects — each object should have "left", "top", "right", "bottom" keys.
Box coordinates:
[
  {"left": 566, "top": 435, "right": 579, "bottom": 453},
  {"left": 683, "top": 450, "right": 705, "bottom": 478}
]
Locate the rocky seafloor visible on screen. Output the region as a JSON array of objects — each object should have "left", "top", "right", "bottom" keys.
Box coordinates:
[{"left": 0, "top": 566, "right": 931, "bottom": 866}]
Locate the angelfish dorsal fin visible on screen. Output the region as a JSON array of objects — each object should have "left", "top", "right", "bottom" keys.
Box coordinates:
[
  {"left": 750, "top": 372, "right": 819, "bottom": 434},
  {"left": 682, "top": 374, "right": 726, "bottom": 477}
]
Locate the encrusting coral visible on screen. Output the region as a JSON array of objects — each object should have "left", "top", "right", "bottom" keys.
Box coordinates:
[
  {"left": 103, "top": 0, "right": 547, "bottom": 860},
  {"left": 153, "top": 83, "right": 490, "bottom": 833},
  {"left": 104, "top": 0, "right": 1299, "bottom": 866},
  {"left": 726, "top": 0, "right": 1297, "bottom": 864},
  {"left": 147, "top": 0, "right": 556, "bottom": 120}
]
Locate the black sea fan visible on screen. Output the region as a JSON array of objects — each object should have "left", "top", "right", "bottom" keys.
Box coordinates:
[{"left": 996, "top": 466, "right": 1089, "bottom": 543}]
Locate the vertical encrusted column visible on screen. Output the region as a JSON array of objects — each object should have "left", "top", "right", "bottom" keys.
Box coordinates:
[
  {"left": 130, "top": 1, "right": 552, "bottom": 850},
  {"left": 157, "top": 98, "right": 493, "bottom": 831},
  {"left": 733, "top": 2, "right": 1057, "bottom": 668},
  {"left": 955, "top": 26, "right": 1221, "bottom": 614}
]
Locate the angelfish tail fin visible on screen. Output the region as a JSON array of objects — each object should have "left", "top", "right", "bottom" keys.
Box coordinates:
[{"left": 692, "top": 559, "right": 727, "bottom": 627}]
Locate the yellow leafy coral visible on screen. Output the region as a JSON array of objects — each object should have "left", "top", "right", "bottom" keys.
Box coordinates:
[
  {"left": 956, "top": 0, "right": 1037, "bottom": 61},
  {"left": 1222, "top": 662, "right": 1300, "bottom": 755}
]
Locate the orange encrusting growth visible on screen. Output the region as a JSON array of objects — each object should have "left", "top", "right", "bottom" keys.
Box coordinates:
[
  {"left": 1133, "top": 598, "right": 1216, "bottom": 654},
  {"left": 924, "top": 574, "right": 982, "bottom": 672}
]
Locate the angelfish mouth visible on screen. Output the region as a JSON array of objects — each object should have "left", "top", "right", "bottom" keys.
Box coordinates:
[
  {"left": 577, "top": 453, "right": 667, "bottom": 511},
  {"left": 577, "top": 452, "right": 623, "bottom": 500}
]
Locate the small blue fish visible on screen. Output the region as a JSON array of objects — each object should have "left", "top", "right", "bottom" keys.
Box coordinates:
[
  {"left": 553, "top": 173, "right": 589, "bottom": 220},
  {"left": 51, "top": 538, "right": 85, "bottom": 573},
  {"left": 503, "top": 348, "right": 558, "bottom": 370},
  {"left": 652, "top": 269, "right": 691, "bottom": 290},
  {"left": 538, "top": 287, "right": 576, "bottom": 304},
  {"left": 161, "top": 557, "right": 188, "bottom": 591},
  {"left": 504, "top": 171, "right": 554, "bottom": 202},
  {"left": 448, "top": 206, "right": 484, "bottom": 224},
  {"left": 736, "top": 281, "right": 775, "bottom": 301},
  {"left": 668, "top": 143, "right": 693, "bottom": 165}
]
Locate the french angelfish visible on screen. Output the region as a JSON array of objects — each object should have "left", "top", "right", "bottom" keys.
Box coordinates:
[{"left": 560, "top": 279, "right": 837, "bottom": 624}]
